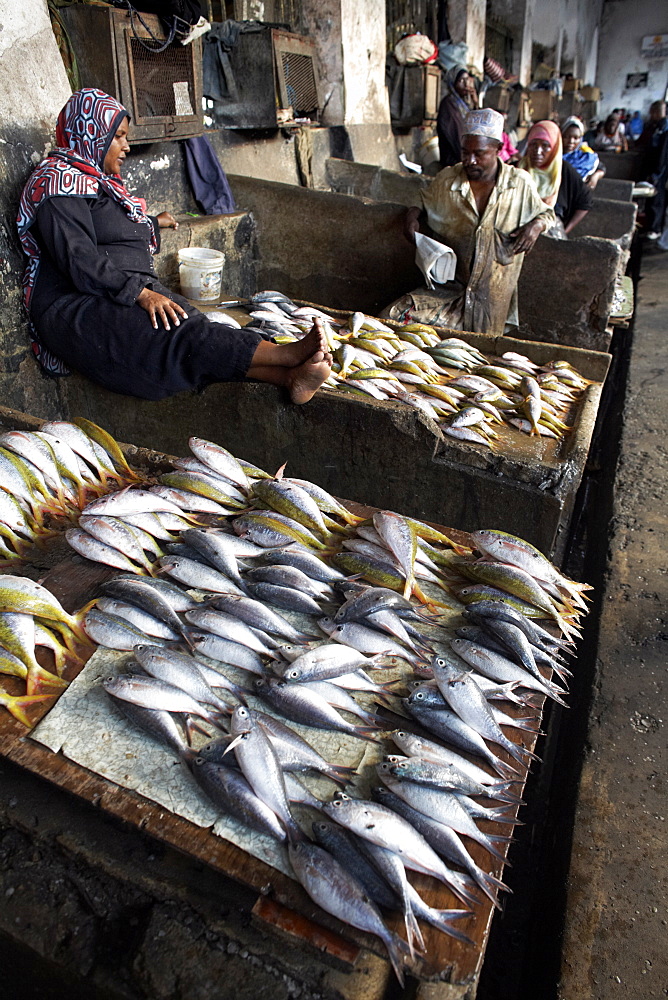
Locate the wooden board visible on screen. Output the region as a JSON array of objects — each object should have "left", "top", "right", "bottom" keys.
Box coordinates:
[{"left": 0, "top": 420, "right": 545, "bottom": 995}]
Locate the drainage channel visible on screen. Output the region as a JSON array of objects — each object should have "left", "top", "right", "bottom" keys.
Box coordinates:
[{"left": 476, "top": 276, "right": 638, "bottom": 1000}]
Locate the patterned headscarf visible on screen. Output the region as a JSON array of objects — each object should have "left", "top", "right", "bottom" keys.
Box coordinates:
[
  {"left": 17, "top": 89, "right": 157, "bottom": 375},
  {"left": 518, "top": 120, "right": 562, "bottom": 207}
]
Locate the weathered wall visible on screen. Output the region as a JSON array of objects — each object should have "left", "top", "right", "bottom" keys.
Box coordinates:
[
  {"left": 446, "top": 0, "right": 487, "bottom": 74},
  {"left": 531, "top": 0, "right": 604, "bottom": 80},
  {"left": 595, "top": 0, "right": 668, "bottom": 117},
  {"left": 487, "top": 0, "right": 603, "bottom": 84},
  {"left": 0, "top": 0, "right": 71, "bottom": 417}
]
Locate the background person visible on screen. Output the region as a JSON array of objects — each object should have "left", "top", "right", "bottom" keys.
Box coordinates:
[
  {"left": 562, "top": 116, "right": 605, "bottom": 189},
  {"left": 436, "top": 65, "right": 477, "bottom": 168}
]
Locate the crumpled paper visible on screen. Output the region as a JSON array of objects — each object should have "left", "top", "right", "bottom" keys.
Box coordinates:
[{"left": 415, "top": 232, "right": 457, "bottom": 288}]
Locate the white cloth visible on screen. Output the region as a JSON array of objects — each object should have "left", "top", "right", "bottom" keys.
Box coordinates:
[{"left": 414, "top": 232, "right": 457, "bottom": 288}]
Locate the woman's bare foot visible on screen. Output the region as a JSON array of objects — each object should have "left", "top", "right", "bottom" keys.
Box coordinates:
[
  {"left": 249, "top": 318, "right": 329, "bottom": 369},
  {"left": 287, "top": 350, "right": 333, "bottom": 404}
]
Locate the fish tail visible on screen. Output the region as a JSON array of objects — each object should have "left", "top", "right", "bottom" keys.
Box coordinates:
[
  {"left": 354, "top": 725, "right": 382, "bottom": 743},
  {"left": 26, "top": 664, "right": 69, "bottom": 695},
  {"left": 0, "top": 691, "right": 55, "bottom": 727},
  {"left": 419, "top": 906, "right": 475, "bottom": 944},
  {"left": 381, "top": 932, "right": 413, "bottom": 988},
  {"left": 328, "top": 763, "right": 357, "bottom": 785}
]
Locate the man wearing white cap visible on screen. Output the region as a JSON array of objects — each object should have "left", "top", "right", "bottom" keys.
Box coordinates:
[{"left": 383, "top": 108, "right": 554, "bottom": 335}]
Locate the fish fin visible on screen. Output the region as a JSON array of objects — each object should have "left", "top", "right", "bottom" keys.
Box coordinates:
[
  {"left": 0, "top": 691, "right": 55, "bottom": 727},
  {"left": 274, "top": 462, "right": 287, "bottom": 480},
  {"left": 26, "top": 665, "right": 69, "bottom": 696},
  {"left": 354, "top": 726, "right": 382, "bottom": 743},
  {"left": 418, "top": 906, "right": 475, "bottom": 944}
]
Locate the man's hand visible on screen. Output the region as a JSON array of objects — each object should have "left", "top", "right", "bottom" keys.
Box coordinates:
[
  {"left": 404, "top": 206, "right": 422, "bottom": 244},
  {"left": 509, "top": 218, "right": 545, "bottom": 254},
  {"left": 137, "top": 287, "right": 188, "bottom": 330},
  {"left": 156, "top": 211, "right": 179, "bottom": 229}
]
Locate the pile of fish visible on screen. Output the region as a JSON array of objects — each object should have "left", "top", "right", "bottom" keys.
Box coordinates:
[
  {"left": 0, "top": 575, "right": 91, "bottom": 725},
  {"left": 0, "top": 418, "right": 142, "bottom": 568},
  {"left": 235, "top": 290, "right": 593, "bottom": 447},
  {"left": 55, "top": 434, "right": 592, "bottom": 979}
]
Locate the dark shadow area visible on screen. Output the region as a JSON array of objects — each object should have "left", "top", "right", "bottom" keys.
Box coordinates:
[{"left": 476, "top": 242, "right": 642, "bottom": 1000}]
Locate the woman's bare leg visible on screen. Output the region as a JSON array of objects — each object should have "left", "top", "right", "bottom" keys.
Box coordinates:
[
  {"left": 249, "top": 319, "right": 329, "bottom": 368},
  {"left": 247, "top": 350, "right": 333, "bottom": 404}
]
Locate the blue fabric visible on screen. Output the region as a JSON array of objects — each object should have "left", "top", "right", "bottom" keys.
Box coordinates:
[
  {"left": 183, "top": 135, "right": 236, "bottom": 215},
  {"left": 564, "top": 146, "right": 600, "bottom": 182}
]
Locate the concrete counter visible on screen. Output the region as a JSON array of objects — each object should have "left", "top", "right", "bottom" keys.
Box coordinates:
[
  {"left": 230, "top": 173, "right": 624, "bottom": 354},
  {"left": 50, "top": 329, "right": 609, "bottom": 562}
]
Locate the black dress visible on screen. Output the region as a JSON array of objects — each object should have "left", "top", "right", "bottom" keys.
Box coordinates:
[
  {"left": 555, "top": 160, "right": 594, "bottom": 229},
  {"left": 30, "top": 191, "right": 262, "bottom": 400}
]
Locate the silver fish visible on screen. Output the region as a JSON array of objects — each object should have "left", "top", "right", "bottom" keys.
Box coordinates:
[
  {"left": 320, "top": 619, "right": 423, "bottom": 667},
  {"left": 190, "top": 633, "right": 265, "bottom": 675},
  {"left": 100, "top": 577, "right": 189, "bottom": 639},
  {"left": 287, "top": 840, "right": 412, "bottom": 986},
  {"left": 157, "top": 555, "right": 245, "bottom": 595},
  {"left": 377, "top": 767, "right": 510, "bottom": 862},
  {"left": 148, "top": 485, "right": 235, "bottom": 516},
  {"left": 228, "top": 705, "right": 301, "bottom": 841},
  {"left": 244, "top": 564, "right": 330, "bottom": 600},
  {"left": 374, "top": 786, "right": 506, "bottom": 908},
  {"left": 103, "top": 674, "right": 223, "bottom": 728},
  {"left": 322, "top": 794, "right": 472, "bottom": 892},
  {"left": 253, "top": 677, "right": 377, "bottom": 742},
  {"left": 185, "top": 608, "right": 276, "bottom": 656},
  {"left": 95, "top": 598, "right": 180, "bottom": 640},
  {"left": 210, "top": 594, "right": 310, "bottom": 642},
  {"left": 66, "top": 528, "right": 147, "bottom": 574},
  {"left": 112, "top": 699, "right": 187, "bottom": 756},
  {"left": 188, "top": 758, "right": 286, "bottom": 841},
  {"left": 247, "top": 582, "right": 323, "bottom": 616},
  {"left": 431, "top": 659, "right": 538, "bottom": 765},
  {"left": 83, "top": 610, "right": 164, "bottom": 650},
  {"left": 276, "top": 642, "right": 375, "bottom": 683},
  {"left": 83, "top": 487, "right": 188, "bottom": 519},
  {"left": 131, "top": 645, "right": 237, "bottom": 713},
  {"left": 188, "top": 436, "right": 250, "bottom": 490},
  {"left": 180, "top": 529, "right": 248, "bottom": 591},
  {"left": 450, "top": 639, "right": 567, "bottom": 704}
]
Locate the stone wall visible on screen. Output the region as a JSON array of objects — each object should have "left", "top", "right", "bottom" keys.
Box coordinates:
[{"left": 0, "top": 0, "right": 72, "bottom": 418}]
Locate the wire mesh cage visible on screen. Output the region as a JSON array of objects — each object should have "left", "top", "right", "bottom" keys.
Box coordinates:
[
  {"left": 273, "top": 30, "right": 321, "bottom": 119},
  {"left": 129, "top": 36, "right": 197, "bottom": 120}
]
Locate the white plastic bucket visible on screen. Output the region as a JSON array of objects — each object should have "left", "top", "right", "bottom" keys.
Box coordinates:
[{"left": 178, "top": 247, "right": 225, "bottom": 303}]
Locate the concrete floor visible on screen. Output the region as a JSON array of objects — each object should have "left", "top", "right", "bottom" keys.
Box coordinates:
[{"left": 559, "top": 248, "right": 668, "bottom": 999}]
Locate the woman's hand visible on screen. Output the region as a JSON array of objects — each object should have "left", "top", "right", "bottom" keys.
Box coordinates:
[
  {"left": 137, "top": 287, "right": 188, "bottom": 330},
  {"left": 156, "top": 211, "right": 179, "bottom": 229}
]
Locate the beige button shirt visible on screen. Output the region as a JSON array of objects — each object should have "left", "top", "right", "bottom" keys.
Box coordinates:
[{"left": 419, "top": 159, "right": 554, "bottom": 333}]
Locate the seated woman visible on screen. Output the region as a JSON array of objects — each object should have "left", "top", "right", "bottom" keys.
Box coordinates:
[
  {"left": 519, "top": 120, "right": 592, "bottom": 237},
  {"left": 436, "top": 65, "right": 476, "bottom": 168},
  {"left": 17, "top": 89, "right": 331, "bottom": 403},
  {"left": 590, "top": 113, "right": 628, "bottom": 153},
  {"left": 561, "top": 116, "right": 605, "bottom": 189}
]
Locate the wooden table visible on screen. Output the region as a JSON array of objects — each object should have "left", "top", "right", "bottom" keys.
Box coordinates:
[{"left": 0, "top": 405, "right": 546, "bottom": 998}]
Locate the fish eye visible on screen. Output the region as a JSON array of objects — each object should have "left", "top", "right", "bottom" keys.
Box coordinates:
[
  {"left": 437, "top": 658, "right": 446, "bottom": 666},
  {"left": 396, "top": 731, "right": 406, "bottom": 738},
  {"left": 415, "top": 691, "right": 424, "bottom": 699},
  {"left": 194, "top": 757, "right": 204, "bottom": 765},
  {"left": 104, "top": 675, "right": 115, "bottom": 682},
  {"left": 287, "top": 670, "right": 299, "bottom": 679}
]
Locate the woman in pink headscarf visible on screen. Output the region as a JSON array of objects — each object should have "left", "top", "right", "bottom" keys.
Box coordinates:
[{"left": 518, "top": 120, "right": 563, "bottom": 208}]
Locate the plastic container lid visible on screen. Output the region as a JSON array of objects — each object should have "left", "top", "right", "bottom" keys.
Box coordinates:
[{"left": 177, "top": 247, "right": 225, "bottom": 271}]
